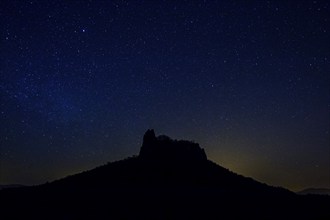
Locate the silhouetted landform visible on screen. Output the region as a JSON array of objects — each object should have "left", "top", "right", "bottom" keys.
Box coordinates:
[
  {"left": 140, "top": 129, "right": 207, "bottom": 162},
  {"left": 1, "top": 130, "right": 329, "bottom": 219},
  {"left": 298, "top": 188, "right": 330, "bottom": 196},
  {"left": 0, "top": 184, "right": 25, "bottom": 190}
]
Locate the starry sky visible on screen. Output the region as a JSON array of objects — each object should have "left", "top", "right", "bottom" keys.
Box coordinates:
[{"left": 1, "top": 0, "right": 329, "bottom": 191}]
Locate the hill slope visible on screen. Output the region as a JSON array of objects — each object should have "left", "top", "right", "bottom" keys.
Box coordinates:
[{"left": 1, "top": 130, "right": 329, "bottom": 219}]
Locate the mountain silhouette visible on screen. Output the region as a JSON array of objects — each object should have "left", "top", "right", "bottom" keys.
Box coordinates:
[
  {"left": 0, "top": 184, "right": 25, "bottom": 190},
  {"left": 298, "top": 188, "right": 330, "bottom": 196},
  {"left": 1, "top": 130, "right": 329, "bottom": 219}
]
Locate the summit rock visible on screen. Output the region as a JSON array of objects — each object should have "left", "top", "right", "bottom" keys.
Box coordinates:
[{"left": 139, "top": 129, "right": 207, "bottom": 162}]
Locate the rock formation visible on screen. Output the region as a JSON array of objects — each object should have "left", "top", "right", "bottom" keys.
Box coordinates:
[{"left": 139, "top": 129, "right": 207, "bottom": 163}]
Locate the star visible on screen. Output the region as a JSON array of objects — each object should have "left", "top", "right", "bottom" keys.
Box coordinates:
[{"left": 0, "top": 0, "right": 328, "bottom": 192}]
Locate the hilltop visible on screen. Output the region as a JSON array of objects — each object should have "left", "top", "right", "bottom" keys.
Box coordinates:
[{"left": 1, "top": 130, "right": 329, "bottom": 219}]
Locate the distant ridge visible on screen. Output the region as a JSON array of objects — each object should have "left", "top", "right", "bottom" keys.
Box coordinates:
[
  {"left": 1, "top": 129, "right": 329, "bottom": 219},
  {"left": 298, "top": 188, "right": 330, "bottom": 196},
  {"left": 0, "top": 184, "right": 25, "bottom": 190}
]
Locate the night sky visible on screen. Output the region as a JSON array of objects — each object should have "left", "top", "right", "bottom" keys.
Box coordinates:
[{"left": 1, "top": 0, "right": 329, "bottom": 191}]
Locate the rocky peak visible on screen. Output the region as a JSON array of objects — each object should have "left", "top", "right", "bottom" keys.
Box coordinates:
[
  {"left": 139, "top": 129, "right": 207, "bottom": 162},
  {"left": 142, "top": 129, "right": 156, "bottom": 147}
]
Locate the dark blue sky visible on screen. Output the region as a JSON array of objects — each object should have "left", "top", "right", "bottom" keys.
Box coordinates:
[{"left": 1, "top": 0, "right": 329, "bottom": 191}]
